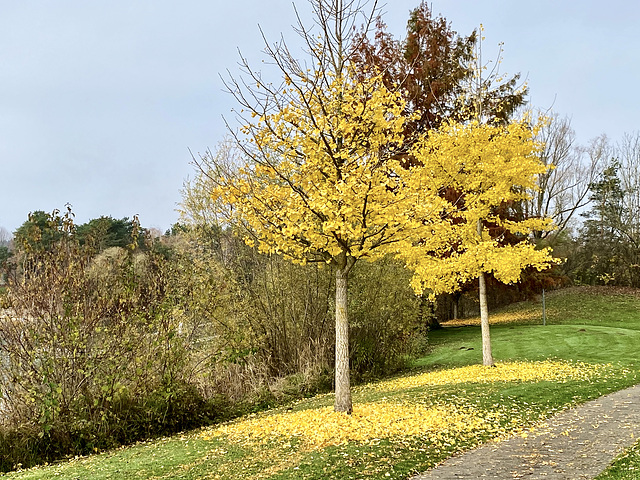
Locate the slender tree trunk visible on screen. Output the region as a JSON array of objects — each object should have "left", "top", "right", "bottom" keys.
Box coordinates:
[
  {"left": 452, "top": 292, "right": 463, "bottom": 320},
  {"left": 477, "top": 219, "right": 494, "bottom": 366},
  {"left": 478, "top": 270, "right": 494, "bottom": 366},
  {"left": 334, "top": 261, "right": 353, "bottom": 413}
]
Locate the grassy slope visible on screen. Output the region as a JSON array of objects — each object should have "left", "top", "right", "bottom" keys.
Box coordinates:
[{"left": 3, "top": 286, "right": 640, "bottom": 480}]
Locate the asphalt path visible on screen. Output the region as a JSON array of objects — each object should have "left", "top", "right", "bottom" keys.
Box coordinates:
[{"left": 411, "top": 384, "right": 640, "bottom": 480}]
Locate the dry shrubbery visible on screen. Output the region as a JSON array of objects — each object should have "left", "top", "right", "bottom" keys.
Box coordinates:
[
  {"left": 0, "top": 210, "right": 423, "bottom": 471},
  {"left": 0, "top": 211, "right": 229, "bottom": 469}
]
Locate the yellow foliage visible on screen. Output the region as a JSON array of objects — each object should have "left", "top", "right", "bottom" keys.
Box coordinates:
[
  {"left": 444, "top": 309, "right": 541, "bottom": 326},
  {"left": 212, "top": 66, "right": 438, "bottom": 266},
  {"left": 213, "top": 64, "right": 557, "bottom": 294},
  {"left": 211, "top": 67, "right": 473, "bottom": 269},
  {"left": 200, "top": 360, "right": 610, "bottom": 451},
  {"left": 367, "top": 360, "right": 609, "bottom": 393},
  {"left": 204, "top": 403, "right": 484, "bottom": 450},
  {"left": 394, "top": 119, "right": 559, "bottom": 295}
]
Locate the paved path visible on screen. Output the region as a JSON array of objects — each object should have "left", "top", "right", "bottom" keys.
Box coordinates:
[{"left": 411, "top": 384, "right": 640, "bottom": 480}]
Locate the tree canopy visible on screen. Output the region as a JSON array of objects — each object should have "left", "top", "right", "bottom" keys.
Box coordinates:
[
  {"left": 396, "top": 119, "right": 557, "bottom": 297},
  {"left": 213, "top": 68, "right": 445, "bottom": 266},
  {"left": 76, "top": 216, "right": 144, "bottom": 252}
]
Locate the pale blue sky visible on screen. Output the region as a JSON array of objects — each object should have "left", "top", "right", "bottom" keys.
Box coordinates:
[{"left": 1, "top": 1, "right": 638, "bottom": 233}]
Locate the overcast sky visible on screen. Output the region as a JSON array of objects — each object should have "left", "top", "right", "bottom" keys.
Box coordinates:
[{"left": 1, "top": 1, "right": 639, "bottom": 233}]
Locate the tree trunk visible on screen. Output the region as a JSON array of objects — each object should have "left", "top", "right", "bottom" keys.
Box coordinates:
[
  {"left": 478, "top": 271, "right": 494, "bottom": 366},
  {"left": 477, "top": 219, "right": 494, "bottom": 366},
  {"left": 334, "top": 262, "right": 353, "bottom": 413},
  {"left": 452, "top": 292, "right": 463, "bottom": 320}
]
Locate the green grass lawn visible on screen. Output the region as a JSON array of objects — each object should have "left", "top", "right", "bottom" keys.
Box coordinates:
[
  {"left": 595, "top": 439, "right": 640, "bottom": 480},
  {"left": 596, "top": 439, "right": 640, "bottom": 479},
  {"left": 3, "top": 286, "right": 640, "bottom": 480}
]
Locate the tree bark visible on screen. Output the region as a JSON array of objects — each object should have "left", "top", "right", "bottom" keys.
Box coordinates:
[
  {"left": 478, "top": 270, "right": 494, "bottom": 366},
  {"left": 334, "top": 261, "right": 353, "bottom": 413},
  {"left": 451, "top": 292, "right": 463, "bottom": 320},
  {"left": 477, "top": 219, "right": 494, "bottom": 366}
]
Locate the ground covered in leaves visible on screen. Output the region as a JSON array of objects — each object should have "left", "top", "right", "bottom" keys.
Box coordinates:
[
  {"left": 4, "top": 359, "right": 636, "bottom": 480},
  {"left": 3, "top": 287, "right": 640, "bottom": 479}
]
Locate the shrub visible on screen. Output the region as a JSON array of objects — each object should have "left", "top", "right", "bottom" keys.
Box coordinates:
[
  {"left": 0, "top": 210, "right": 231, "bottom": 470},
  {"left": 348, "top": 257, "right": 424, "bottom": 381}
]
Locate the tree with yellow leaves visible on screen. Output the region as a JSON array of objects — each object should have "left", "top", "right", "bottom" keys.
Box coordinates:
[
  {"left": 204, "top": 0, "right": 485, "bottom": 413},
  {"left": 210, "top": 63, "right": 460, "bottom": 413},
  {"left": 393, "top": 119, "right": 558, "bottom": 366}
]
